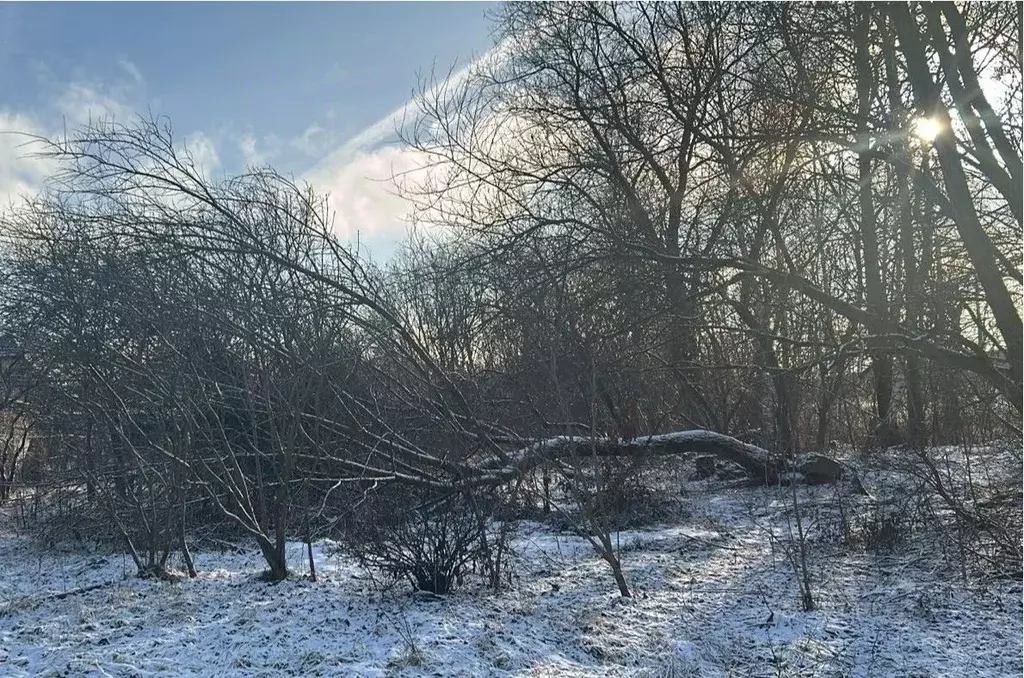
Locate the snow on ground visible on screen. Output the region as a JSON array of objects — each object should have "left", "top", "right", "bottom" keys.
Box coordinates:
[{"left": 0, "top": 480, "right": 1020, "bottom": 677}]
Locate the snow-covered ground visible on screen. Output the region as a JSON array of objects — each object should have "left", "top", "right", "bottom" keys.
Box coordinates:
[{"left": 0, "top": 479, "right": 1020, "bottom": 677}]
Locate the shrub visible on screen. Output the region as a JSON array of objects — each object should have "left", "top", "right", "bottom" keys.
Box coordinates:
[{"left": 345, "top": 488, "right": 512, "bottom": 594}]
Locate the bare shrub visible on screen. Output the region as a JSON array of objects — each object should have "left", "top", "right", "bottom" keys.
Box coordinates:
[
  {"left": 344, "top": 488, "right": 513, "bottom": 594},
  {"left": 843, "top": 497, "right": 923, "bottom": 551},
  {"left": 909, "top": 442, "right": 1023, "bottom": 579}
]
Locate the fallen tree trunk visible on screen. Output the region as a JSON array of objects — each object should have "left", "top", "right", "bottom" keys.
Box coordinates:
[{"left": 477, "top": 430, "right": 783, "bottom": 484}]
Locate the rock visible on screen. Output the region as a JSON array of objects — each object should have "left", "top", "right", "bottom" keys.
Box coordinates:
[
  {"left": 864, "top": 421, "right": 904, "bottom": 450},
  {"left": 690, "top": 456, "right": 717, "bottom": 480},
  {"left": 796, "top": 454, "right": 843, "bottom": 485}
]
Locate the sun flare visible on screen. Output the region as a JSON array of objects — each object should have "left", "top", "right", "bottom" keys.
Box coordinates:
[{"left": 912, "top": 116, "right": 942, "bottom": 144}]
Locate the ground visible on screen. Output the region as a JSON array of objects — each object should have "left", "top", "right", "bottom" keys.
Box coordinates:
[{"left": 0, "top": 474, "right": 1020, "bottom": 677}]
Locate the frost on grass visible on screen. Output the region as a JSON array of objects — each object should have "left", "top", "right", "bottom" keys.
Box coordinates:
[{"left": 0, "top": 478, "right": 1020, "bottom": 677}]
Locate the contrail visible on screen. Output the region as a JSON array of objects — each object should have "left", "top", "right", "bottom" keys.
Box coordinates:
[{"left": 307, "top": 38, "right": 512, "bottom": 175}]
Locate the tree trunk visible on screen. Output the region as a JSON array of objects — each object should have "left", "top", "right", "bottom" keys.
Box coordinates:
[
  {"left": 815, "top": 359, "right": 846, "bottom": 450},
  {"left": 85, "top": 421, "right": 96, "bottom": 503},
  {"left": 598, "top": 533, "right": 630, "bottom": 597},
  {"left": 891, "top": 3, "right": 1023, "bottom": 388},
  {"left": 180, "top": 498, "right": 197, "bottom": 578},
  {"left": 273, "top": 500, "right": 288, "bottom": 581},
  {"left": 491, "top": 430, "right": 783, "bottom": 484},
  {"left": 883, "top": 15, "right": 929, "bottom": 447},
  {"left": 937, "top": 3, "right": 1022, "bottom": 203},
  {"left": 729, "top": 298, "right": 798, "bottom": 456},
  {"left": 905, "top": 155, "right": 933, "bottom": 447},
  {"left": 856, "top": 6, "right": 893, "bottom": 424},
  {"left": 256, "top": 535, "right": 288, "bottom": 582},
  {"left": 305, "top": 516, "right": 317, "bottom": 583}
]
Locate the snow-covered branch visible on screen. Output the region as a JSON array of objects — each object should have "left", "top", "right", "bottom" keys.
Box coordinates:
[{"left": 477, "top": 429, "right": 781, "bottom": 484}]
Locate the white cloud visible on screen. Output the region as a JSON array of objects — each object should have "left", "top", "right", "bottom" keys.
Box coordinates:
[
  {"left": 182, "top": 130, "right": 220, "bottom": 174},
  {"left": 55, "top": 82, "right": 134, "bottom": 126},
  {"left": 118, "top": 58, "right": 144, "bottom": 86},
  {"left": 1, "top": 79, "right": 135, "bottom": 208},
  {"left": 303, "top": 40, "right": 513, "bottom": 255},
  {"left": 239, "top": 133, "right": 263, "bottom": 167},
  {"left": 0, "top": 111, "right": 54, "bottom": 210},
  {"left": 237, "top": 130, "right": 287, "bottom": 169},
  {"left": 305, "top": 144, "right": 429, "bottom": 251},
  {"left": 290, "top": 123, "right": 328, "bottom": 158},
  {"left": 1, "top": 72, "right": 224, "bottom": 210},
  {"left": 0, "top": 80, "right": 137, "bottom": 210}
]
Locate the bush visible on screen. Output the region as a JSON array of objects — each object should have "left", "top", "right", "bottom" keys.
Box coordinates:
[
  {"left": 344, "top": 489, "right": 513, "bottom": 594},
  {"left": 845, "top": 502, "right": 915, "bottom": 551}
]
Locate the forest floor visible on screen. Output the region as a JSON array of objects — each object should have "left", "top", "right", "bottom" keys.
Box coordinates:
[{"left": 0, "top": 454, "right": 1020, "bottom": 677}]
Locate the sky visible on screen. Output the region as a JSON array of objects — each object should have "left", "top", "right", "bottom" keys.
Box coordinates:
[{"left": 0, "top": 2, "right": 499, "bottom": 256}]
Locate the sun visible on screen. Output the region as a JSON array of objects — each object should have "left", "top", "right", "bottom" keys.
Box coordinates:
[{"left": 912, "top": 116, "right": 942, "bottom": 144}]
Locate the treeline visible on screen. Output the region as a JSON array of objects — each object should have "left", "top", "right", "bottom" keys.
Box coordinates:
[{"left": 0, "top": 2, "right": 1019, "bottom": 588}]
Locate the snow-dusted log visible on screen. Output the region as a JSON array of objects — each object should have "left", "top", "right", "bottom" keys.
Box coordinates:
[{"left": 479, "top": 430, "right": 782, "bottom": 484}]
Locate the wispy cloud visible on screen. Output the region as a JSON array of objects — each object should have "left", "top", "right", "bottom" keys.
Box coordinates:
[
  {"left": 238, "top": 133, "right": 264, "bottom": 167},
  {"left": 311, "top": 145, "right": 427, "bottom": 249},
  {"left": 183, "top": 130, "right": 220, "bottom": 174},
  {"left": 290, "top": 123, "right": 329, "bottom": 158},
  {"left": 0, "top": 78, "right": 136, "bottom": 210},
  {"left": 55, "top": 82, "right": 134, "bottom": 126},
  {"left": 118, "top": 57, "right": 144, "bottom": 85},
  {"left": 1, "top": 71, "right": 219, "bottom": 210},
  {"left": 304, "top": 39, "right": 512, "bottom": 255},
  {"left": 0, "top": 111, "right": 53, "bottom": 210},
  {"left": 309, "top": 38, "right": 512, "bottom": 173}
]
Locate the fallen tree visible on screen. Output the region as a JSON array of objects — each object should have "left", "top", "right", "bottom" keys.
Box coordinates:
[{"left": 475, "top": 430, "right": 785, "bottom": 485}]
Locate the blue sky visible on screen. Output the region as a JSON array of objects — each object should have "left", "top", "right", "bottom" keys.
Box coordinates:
[{"left": 0, "top": 2, "right": 499, "bottom": 253}]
